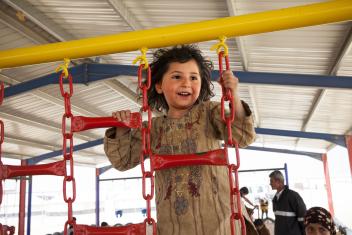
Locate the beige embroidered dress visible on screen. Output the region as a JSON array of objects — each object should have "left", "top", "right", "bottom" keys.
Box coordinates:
[{"left": 104, "top": 101, "right": 256, "bottom": 235}]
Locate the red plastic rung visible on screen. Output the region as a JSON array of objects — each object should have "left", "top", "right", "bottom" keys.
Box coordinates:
[
  {"left": 0, "top": 160, "right": 65, "bottom": 180},
  {"left": 151, "top": 148, "right": 228, "bottom": 171},
  {"left": 75, "top": 223, "right": 145, "bottom": 235},
  {"left": 71, "top": 113, "right": 142, "bottom": 132}
]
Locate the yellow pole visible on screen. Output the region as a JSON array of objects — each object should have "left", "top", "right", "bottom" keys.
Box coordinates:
[{"left": 0, "top": 0, "right": 352, "bottom": 69}]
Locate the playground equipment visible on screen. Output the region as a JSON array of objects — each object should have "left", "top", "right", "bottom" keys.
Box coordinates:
[{"left": 1, "top": 1, "right": 352, "bottom": 234}]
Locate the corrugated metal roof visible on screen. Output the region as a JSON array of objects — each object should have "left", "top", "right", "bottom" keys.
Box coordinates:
[{"left": 0, "top": 0, "right": 351, "bottom": 166}]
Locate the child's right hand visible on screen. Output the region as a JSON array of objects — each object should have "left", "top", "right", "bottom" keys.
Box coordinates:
[{"left": 112, "top": 110, "right": 131, "bottom": 123}]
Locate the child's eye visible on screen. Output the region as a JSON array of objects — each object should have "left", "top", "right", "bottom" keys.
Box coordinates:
[
  {"left": 172, "top": 75, "right": 181, "bottom": 79},
  {"left": 191, "top": 76, "right": 198, "bottom": 80}
]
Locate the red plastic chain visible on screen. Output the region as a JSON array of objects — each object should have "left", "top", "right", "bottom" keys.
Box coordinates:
[
  {"left": 0, "top": 82, "right": 3, "bottom": 105},
  {"left": 217, "top": 51, "right": 246, "bottom": 235},
  {"left": 0, "top": 225, "right": 15, "bottom": 235},
  {"left": 137, "top": 62, "right": 157, "bottom": 234},
  {"left": 0, "top": 83, "right": 15, "bottom": 235},
  {"left": 0, "top": 82, "right": 4, "bottom": 206},
  {"left": 59, "top": 73, "right": 76, "bottom": 235}
]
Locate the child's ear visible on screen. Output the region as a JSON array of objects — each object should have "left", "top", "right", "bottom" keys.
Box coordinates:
[{"left": 155, "top": 82, "right": 163, "bottom": 94}]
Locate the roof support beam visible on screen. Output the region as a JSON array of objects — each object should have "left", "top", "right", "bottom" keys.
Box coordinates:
[
  {"left": 0, "top": 112, "right": 98, "bottom": 141},
  {"left": 5, "top": 135, "right": 60, "bottom": 151},
  {"left": 296, "top": 24, "right": 352, "bottom": 148},
  {"left": 0, "top": 4, "right": 49, "bottom": 44},
  {"left": 0, "top": 73, "right": 16, "bottom": 86},
  {"left": 329, "top": 23, "right": 352, "bottom": 75},
  {"left": 256, "top": 127, "right": 346, "bottom": 147},
  {"left": 27, "top": 128, "right": 345, "bottom": 164},
  {"left": 245, "top": 146, "right": 322, "bottom": 161},
  {"left": 104, "top": 79, "right": 140, "bottom": 107},
  {"left": 4, "top": 63, "right": 352, "bottom": 99},
  {"left": 107, "top": 0, "right": 144, "bottom": 30},
  {"left": 4, "top": 0, "right": 139, "bottom": 107},
  {"left": 27, "top": 139, "right": 104, "bottom": 165},
  {"left": 4, "top": 0, "right": 75, "bottom": 42}
]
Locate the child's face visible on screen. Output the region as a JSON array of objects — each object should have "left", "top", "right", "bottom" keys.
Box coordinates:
[
  {"left": 305, "top": 223, "right": 330, "bottom": 235},
  {"left": 155, "top": 59, "right": 201, "bottom": 118}
]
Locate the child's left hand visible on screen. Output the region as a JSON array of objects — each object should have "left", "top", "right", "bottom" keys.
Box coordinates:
[
  {"left": 221, "top": 70, "right": 239, "bottom": 97},
  {"left": 220, "top": 70, "right": 247, "bottom": 119}
]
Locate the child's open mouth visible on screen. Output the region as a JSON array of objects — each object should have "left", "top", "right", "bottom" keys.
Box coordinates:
[{"left": 177, "top": 92, "right": 191, "bottom": 96}]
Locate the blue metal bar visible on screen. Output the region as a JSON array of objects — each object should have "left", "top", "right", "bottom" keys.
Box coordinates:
[
  {"left": 4, "top": 64, "right": 85, "bottom": 98},
  {"left": 98, "top": 165, "right": 113, "bottom": 176},
  {"left": 4, "top": 63, "right": 352, "bottom": 98},
  {"left": 86, "top": 63, "right": 137, "bottom": 82},
  {"left": 99, "top": 176, "right": 142, "bottom": 181},
  {"left": 245, "top": 146, "right": 322, "bottom": 161},
  {"left": 27, "top": 126, "right": 341, "bottom": 164},
  {"left": 284, "top": 163, "right": 289, "bottom": 187},
  {"left": 232, "top": 71, "right": 352, "bottom": 89},
  {"left": 255, "top": 127, "right": 346, "bottom": 147},
  {"left": 27, "top": 138, "right": 103, "bottom": 165},
  {"left": 26, "top": 176, "right": 32, "bottom": 235},
  {"left": 99, "top": 167, "right": 285, "bottom": 181}
]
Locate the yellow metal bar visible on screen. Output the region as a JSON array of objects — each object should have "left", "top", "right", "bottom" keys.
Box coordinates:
[{"left": 1, "top": 0, "right": 352, "bottom": 69}]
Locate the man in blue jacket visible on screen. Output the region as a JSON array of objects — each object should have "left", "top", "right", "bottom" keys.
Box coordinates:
[{"left": 269, "top": 170, "right": 306, "bottom": 235}]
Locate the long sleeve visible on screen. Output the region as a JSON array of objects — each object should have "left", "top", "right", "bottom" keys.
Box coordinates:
[
  {"left": 292, "top": 192, "right": 307, "bottom": 234},
  {"left": 208, "top": 100, "right": 256, "bottom": 148},
  {"left": 103, "top": 127, "right": 142, "bottom": 171}
]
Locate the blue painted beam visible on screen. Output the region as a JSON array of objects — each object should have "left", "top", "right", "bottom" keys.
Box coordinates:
[
  {"left": 245, "top": 146, "right": 322, "bottom": 161},
  {"left": 4, "top": 63, "right": 352, "bottom": 98},
  {"left": 27, "top": 127, "right": 342, "bottom": 164},
  {"left": 98, "top": 165, "right": 113, "bottom": 175},
  {"left": 255, "top": 127, "right": 346, "bottom": 147},
  {"left": 27, "top": 138, "right": 103, "bottom": 165},
  {"left": 238, "top": 167, "right": 285, "bottom": 173},
  {"left": 232, "top": 71, "right": 352, "bottom": 89},
  {"left": 4, "top": 64, "right": 86, "bottom": 98}
]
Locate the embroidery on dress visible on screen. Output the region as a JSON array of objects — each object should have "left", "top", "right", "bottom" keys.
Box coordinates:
[
  {"left": 185, "top": 110, "right": 201, "bottom": 129},
  {"left": 181, "top": 139, "right": 197, "bottom": 153},
  {"left": 188, "top": 166, "right": 201, "bottom": 197},
  {"left": 174, "top": 195, "right": 188, "bottom": 215}
]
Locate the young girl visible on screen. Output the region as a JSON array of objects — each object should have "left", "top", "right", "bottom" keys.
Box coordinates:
[
  {"left": 104, "top": 45, "right": 256, "bottom": 235},
  {"left": 304, "top": 207, "right": 336, "bottom": 235}
]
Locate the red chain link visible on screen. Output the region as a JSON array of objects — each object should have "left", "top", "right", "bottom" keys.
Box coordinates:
[
  {"left": 137, "top": 63, "right": 156, "bottom": 235},
  {"left": 217, "top": 51, "right": 246, "bottom": 235},
  {"left": 0, "top": 82, "right": 4, "bottom": 205},
  {"left": 1, "top": 225, "right": 15, "bottom": 235},
  {"left": 0, "top": 83, "right": 15, "bottom": 235},
  {"left": 59, "top": 73, "right": 76, "bottom": 235},
  {"left": 0, "top": 82, "right": 3, "bottom": 105}
]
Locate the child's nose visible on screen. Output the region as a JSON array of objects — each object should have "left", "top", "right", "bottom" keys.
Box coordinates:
[{"left": 181, "top": 78, "right": 191, "bottom": 87}]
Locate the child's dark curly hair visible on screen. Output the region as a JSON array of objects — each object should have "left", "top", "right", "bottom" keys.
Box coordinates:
[{"left": 147, "top": 45, "right": 214, "bottom": 112}]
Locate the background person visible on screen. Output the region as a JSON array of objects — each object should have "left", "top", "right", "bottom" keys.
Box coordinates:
[
  {"left": 304, "top": 207, "right": 336, "bottom": 235},
  {"left": 269, "top": 170, "right": 306, "bottom": 235}
]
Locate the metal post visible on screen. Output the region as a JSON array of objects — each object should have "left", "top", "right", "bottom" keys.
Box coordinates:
[
  {"left": 26, "top": 176, "right": 32, "bottom": 235},
  {"left": 95, "top": 168, "right": 100, "bottom": 226},
  {"left": 346, "top": 135, "right": 352, "bottom": 177},
  {"left": 284, "top": 163, "right": 289, "bottom": 187},
  {"left": 322, "top": 154, "right": 334, "bottom": 216},
  {"left": 18, "top": 160, "right": 27, "bottom": 235}
]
